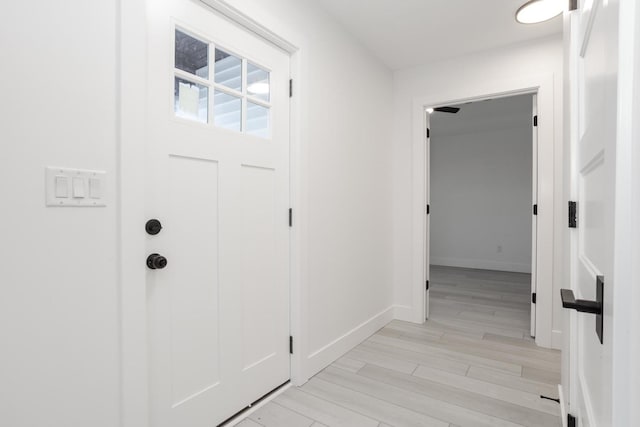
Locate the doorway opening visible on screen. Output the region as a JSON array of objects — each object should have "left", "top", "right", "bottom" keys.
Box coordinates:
[{"left": 424, "top": 94, "right": 538, "bottom": 339}]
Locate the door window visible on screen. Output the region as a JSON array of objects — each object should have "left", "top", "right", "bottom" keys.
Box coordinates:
[{"left": 173, "top": 28, "right": 272, "bottom": 138}]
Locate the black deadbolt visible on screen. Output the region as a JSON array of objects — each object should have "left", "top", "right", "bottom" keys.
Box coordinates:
[
  {"left": 146, "top": 219, "right": 162, "bottom": 235},
  {"left": 147, "top": 253, "right": 168, "bottom": 270}
]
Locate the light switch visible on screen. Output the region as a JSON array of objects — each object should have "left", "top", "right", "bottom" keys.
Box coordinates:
[
  {"left": 89, "top": 178, "right": 101, "bottom": 199},
  {"left": 46, "top": 167, "right": 106, "bottom": 207},
  {"left": 72, "top": 177, "right": 85, "bottom": 198},
  {"left": 54, "top": 176, "right": 69, "bottom": 198}
]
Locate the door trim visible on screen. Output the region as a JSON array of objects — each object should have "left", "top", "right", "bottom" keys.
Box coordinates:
[
  {"left": 199, "top": 0, "right": 297, "bottom": 54},
  {"left": 118, "top": 2, "right": 302, "bottom": 426},
  {"left": 409, "top": 74, "right": 557, "bottom": 349},
  {"left": 612, "top": 0, "right": 640, "bottom": 423}
]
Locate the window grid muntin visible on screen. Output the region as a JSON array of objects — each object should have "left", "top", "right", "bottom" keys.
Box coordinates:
[{"left": 173, "top": 26, "right": 272, "bottom": 139}]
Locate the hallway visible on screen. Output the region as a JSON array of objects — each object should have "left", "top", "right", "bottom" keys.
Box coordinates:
[{"left": 236, "top": 266, "right": 562, "bottom": 427}]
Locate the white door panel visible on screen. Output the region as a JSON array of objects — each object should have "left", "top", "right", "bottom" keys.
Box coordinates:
[
  {"left": 146, "top": 0, "right": 291, "bottom": 425},
  {"left": 568, "top": 0, "right": 618, "bottom": 425}
]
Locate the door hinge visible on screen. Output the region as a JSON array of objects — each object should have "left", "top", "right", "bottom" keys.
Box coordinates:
[
  {"left": 289, "top": 208, "right": 293, "bottom": 227},
  {"left": 289, "top": 79, "right": 293, "bottom": 98},
  {"left": 533, "top": 204, "right": 538, "bottom": 215},
  {"left": 426, "top": 204, "right": 430, "bottom": 215},
  {"left": 532, "top": 293, "right": 537, "bottom": 304},
  {"left": 569, "top": 0, "right": 578, "bottom": 11},
  {"left": 568, "top": 201, "right": 577, "bottom": 228},
  {"left": 427, "top": 128, "right": 430, "bottom": 138},
  {"left": 533, "top": 115, "right": 538, "bottom": 127},
  {"left": 426, "top": 280, "right": 430, "bottom": 291},
  {"left": 567, "top": 414, "right": 576, "bottom": 427},
  {"left": 289, "top": 336, "right": 294, "bottom": 354}
]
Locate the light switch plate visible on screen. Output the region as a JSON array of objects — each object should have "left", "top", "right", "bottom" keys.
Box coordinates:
[{"left": 46, "top": 167, "right": 107, "bottom": 207}]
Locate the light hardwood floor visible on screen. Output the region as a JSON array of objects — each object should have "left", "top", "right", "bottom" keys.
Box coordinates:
[{"left": 234, "top": 266, "right": 562, "bottom": 427}]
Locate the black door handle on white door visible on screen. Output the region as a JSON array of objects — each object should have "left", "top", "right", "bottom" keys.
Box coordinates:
[{"left": 560, "top": 275, "right": 604, "bottom": 344}]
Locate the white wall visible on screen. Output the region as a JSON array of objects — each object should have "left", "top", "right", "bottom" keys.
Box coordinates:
[
  {"left": 1, "top": 5, "right": 395, "bottom": 427},
  {"left": 0, "top": 2, "right": 120, "bottom": 427},
  {"left": 1, "top": 0, "right": 395, "bottom": 424},
  {"left": 222, "top": 0, "right": 395, "bottom": 380},
  {"left": 430, "top": 96, "right": 533, "bottom": 274},
  {"left": 393, "top": 35, "right": 564, "bottom": 348}
]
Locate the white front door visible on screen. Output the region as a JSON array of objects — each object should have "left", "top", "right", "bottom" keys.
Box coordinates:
[
  {"left": 566, "top": 0, "right": 619, "bottom": 425},
  {"left": 145, "top": 1, "right": 291, "bottom": 425}
]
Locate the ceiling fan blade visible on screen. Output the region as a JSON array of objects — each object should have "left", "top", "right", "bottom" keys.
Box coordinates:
[{"left": 434, "top": 106, "right": 460, "bottom": 114}]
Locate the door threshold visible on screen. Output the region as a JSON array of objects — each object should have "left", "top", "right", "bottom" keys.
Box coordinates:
[{"left": 218, "top": 380, "right": 291, "bottom": 426}]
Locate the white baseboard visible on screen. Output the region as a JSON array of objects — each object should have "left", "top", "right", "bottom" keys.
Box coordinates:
[
  {"left": 431, "top": 256, "right": 531, "bottom": 274},
  {"left": 305, "top": 306, "right": 395, "bottom": 378}
]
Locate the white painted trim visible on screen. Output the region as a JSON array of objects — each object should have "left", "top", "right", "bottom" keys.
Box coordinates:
[
  {"left": 305, "top": 306, "right": 395, "bottom": 377},
  {"left": 118, "top": 0, "right": 149, "bottom": 426},
  {"left": 562, "top": 7, "right": 581, "bottom": 421},
  {"left": 411, "top": 74, "right": 557, "bottom": 348},
  {"left": 531, "top": 93, "right": 539, "bottom": 338},
  {"left": 119, "top": 1, "right": 303, "bottom": 425},
  {"left": 558, "top": 384, "right": 568, "bottom": 427},
  {"left": 430, "top": 258, "right": 532, "bottom": 274},
  {"left": 198, "top": 0, "right": 297, "bottom": 53},
  {"left": 578, "top": 371, "right": 598, "bottom": 426},
  {"left": 288, "top": 49, "right": 306, "bottom": 386},
  {"left": 612, "top": 0, "right": 640, "bottom": 424}
]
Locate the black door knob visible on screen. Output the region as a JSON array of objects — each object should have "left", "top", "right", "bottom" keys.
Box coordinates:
[
  {"left": 147, "top": 253, "right": 168, "bottom": 270},
  {"left": 146, "top": 219, "right": 163, "bottom": 235}
]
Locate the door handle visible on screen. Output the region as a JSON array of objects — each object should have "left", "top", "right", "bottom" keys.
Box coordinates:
[
  {"left": 560, "top": 275, "right": 604, "bottom": 344},
  {"left": 560, "top": 289, "right": 601, "bottom": 314},
  {"left": 147, "top": 253, "right": 168, "bottom": 270}
]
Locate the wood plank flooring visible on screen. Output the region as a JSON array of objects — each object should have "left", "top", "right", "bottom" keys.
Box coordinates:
[{"left": 234, "top": 266, "right": 561, "bottom": 427}]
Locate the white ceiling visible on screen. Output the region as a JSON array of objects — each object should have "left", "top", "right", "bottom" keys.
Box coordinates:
[{"left": 314, "top": 0, "right": 563, "bottom": 70}]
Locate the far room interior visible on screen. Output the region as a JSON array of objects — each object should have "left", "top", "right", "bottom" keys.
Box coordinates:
[{"left": 427, "top": 95, "right": 536, "bottom": 338}]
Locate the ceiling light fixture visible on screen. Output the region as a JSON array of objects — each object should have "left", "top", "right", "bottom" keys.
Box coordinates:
[
  {"left": 516, "top": 0, "right": 563, "bottom": 24},
  {"left": 426, "top": 108, "right": 434, "bottom": 114}
]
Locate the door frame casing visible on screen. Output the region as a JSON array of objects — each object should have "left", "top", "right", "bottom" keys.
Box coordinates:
[
  {"left": 611, "top": 0, "right": 639, "bottom": 423},
  {"left": 409, "top": 74, "right": 557, "bottom": 349},
  {"left": 118, "top": 1, "right": 304, "bottom": 426}
]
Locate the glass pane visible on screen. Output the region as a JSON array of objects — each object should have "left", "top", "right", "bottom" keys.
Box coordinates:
[
  {"left": 174, "top": 77, "right": 208, "bottom": 123},
  {"left": 175, "top": 30, "right": 209, "bottom": 78},
  {"left": 214, "top": 90, "right": 241, "bottom": 132},
  {"left": 214, "top": 49, "right": 242, "bottom": 92},
  {"left": 247, "top": 63, "right": 270, "bottom": 102},
  {"left": 246, "top": 102, "right": 270, "bottom": 138}
]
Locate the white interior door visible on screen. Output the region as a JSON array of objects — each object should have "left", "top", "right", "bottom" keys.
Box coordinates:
[
  {"left": 145, "top": 1, "right": 291, "bottom": 426},
  {"left": 530, "top": 94, "right": 538, "bottom": 338},
  {"left": 567, "top": 0, "right": 618, "bottom": 425},
  {"left": 425, "top": 112, "right": 431, "bottom": 320}
]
